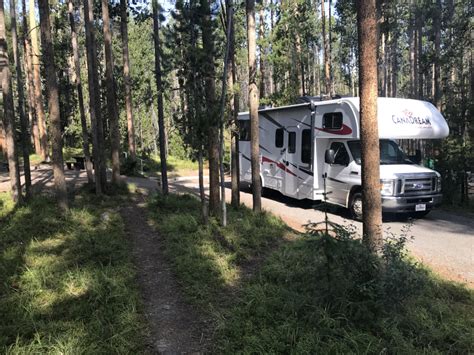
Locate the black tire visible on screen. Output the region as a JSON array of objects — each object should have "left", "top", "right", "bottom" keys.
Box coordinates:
[{"left": 349, "top": 191, "right": 363, "bottom": 221}]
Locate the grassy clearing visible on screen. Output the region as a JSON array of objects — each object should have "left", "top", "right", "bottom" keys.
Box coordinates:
[
  {"left": 149, "top": 193, "right": 474, "bottom": 353},
  {"left": 148, "top": 193, "right": 291, "bottom": 308},
  {"left": 0, "top": 191, "right": 146, "bottom": 353},
  {"left": 148, "top": 155, "right": 203, "bottom": 177}
]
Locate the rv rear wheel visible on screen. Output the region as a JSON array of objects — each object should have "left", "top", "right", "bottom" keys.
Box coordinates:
[{"left": 349, "top": 192, "right": 363, "bottom": 221}]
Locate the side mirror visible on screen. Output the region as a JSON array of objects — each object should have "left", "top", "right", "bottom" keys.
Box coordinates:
[{"left": 325, "top": 149, "right": 335, "bottom": 164}]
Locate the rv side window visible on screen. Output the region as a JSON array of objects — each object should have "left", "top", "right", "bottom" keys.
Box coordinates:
[
  {"left": 323, "top": 112, "right": 343, "bottom": 130},
  {"left": 238, "top": 120, "right": 251, "bottom": 141},
  {"left": 301, "top": 129, "right": 311, "bottom": 164},
  {"left": 275, "top": 128, "right": 284, "bottom": 148},
  {"left": 288, "top": 132, "right": 296, "bottom": 154}
]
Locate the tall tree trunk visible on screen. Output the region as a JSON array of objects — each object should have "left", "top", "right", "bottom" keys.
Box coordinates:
[
  {"left": 433, "top": 0, "right": 442, "bottom": 108},
  {"left": 152, "top": 0, "right": 169, "bottom": 194},
  {"left": 68, "top": 0, "right": 93, "bottom": 184},
  {"left": 408, "top": 6, "right": 415, "bottom": 98},
  {"left": 120, "top": 0, "right": 136, "bottom": 161},
  {"left": 84, "top": 0, "right": 107, "bottom": 193},
  {"left": 247, "top": 0, "right": 261, "bottom": 212},
  {"left": 201, "top": 0, "right": 220, "bottom": 215},
  {"left": 391, "top": 32, "right": 398, "bottom": 97},
  {"left": 229, "top": 0, "right": 240, "bottom": 208},
  {"left": 0, "top": 0, "right": 22, "bottom": 203},
  {"left": 102, "top": 0, "right": 121, "bottom": 184},
  {"left": 328, "top": 0, "right": 333, "bottom": 96},
  {"left": 321, "top": 0, "right": 330, "bottom": 96},
  {"left": 38, "top": 0, "right": 68, "bottom": 211},
  {"left": 218, "top": 1, "right": 233, "bottom": 226},
  {"left": 416, "top": 9, "right": 423, "bottom": 99},
  {"left": 295, "top": 31, "right": 305, "bottom": 96},
  {"left": 356, "top": 0, "right": 382, "bottom": 252},
  {"left": 22, "top": 0, "right": 37, "bottom": 152},
  {"left": 198, "top": 148, "right": 208, "bottom": 224},
  {"left": 11, "top": 0, "right": 31, "bottom": 198},
  {"left": 29, "top": 0, "right": 48, "bottom": 160},
  {"left": 258, "top": 1, "right": 266, "bottom": 99}
]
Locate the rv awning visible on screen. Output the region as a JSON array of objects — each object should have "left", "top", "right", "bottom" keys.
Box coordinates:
[{"left": 345, "top": 97, "right": 450, "bottom": 139}]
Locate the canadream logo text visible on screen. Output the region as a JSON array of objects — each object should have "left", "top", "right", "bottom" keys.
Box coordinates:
[{"left": 392, "top": 109, "right": 431, "bottom": 126}]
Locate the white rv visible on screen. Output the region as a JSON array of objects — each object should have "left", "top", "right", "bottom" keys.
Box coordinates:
[{"left": 238, "top": 97, "right": 449, "bottom": 219}]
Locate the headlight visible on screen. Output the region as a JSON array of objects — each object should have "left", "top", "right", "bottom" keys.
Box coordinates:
[
  {"left": 380, "top": 179, "right": 395, "bottom": 196},
  {"left": 436, "top": 176, "right": 442, "bottom": 192}
]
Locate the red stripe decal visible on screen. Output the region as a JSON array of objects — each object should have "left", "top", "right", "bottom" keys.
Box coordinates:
[
  {"left": 262, "top": 156, "right": 297, "bottom": 177},
  {"left": 315, "top": 124, "right": 353, "bottom": 135}
]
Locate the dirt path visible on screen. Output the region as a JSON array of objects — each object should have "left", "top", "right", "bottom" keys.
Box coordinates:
[{"left": 121, "top": 193, "right": 210, "bottom": 354}]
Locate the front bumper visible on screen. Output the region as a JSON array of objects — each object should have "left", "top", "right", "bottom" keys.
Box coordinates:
[{"left": 381, "top": 193, "right": 443, "bottom": 213}]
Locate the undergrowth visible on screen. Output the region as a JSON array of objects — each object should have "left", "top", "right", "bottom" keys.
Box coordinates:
[
  {"left": 150, "top": 192, "right": 473, "bottom": 354},
  {"left": 0, "top": 191, "right": 146, "bottom": 353}
]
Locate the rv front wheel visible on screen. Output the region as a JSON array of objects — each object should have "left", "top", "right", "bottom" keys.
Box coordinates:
[{"left": 349, "top": 192, "right": 363, "bottom": 221}]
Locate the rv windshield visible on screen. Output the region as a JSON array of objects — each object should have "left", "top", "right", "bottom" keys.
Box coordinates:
[{"left": 347, "top": 139, "right": 414, "bottom": 165}]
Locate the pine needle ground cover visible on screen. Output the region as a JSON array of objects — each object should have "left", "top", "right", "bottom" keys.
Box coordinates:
[
  {"left": 150, "top": 193, "right": 474, "bottom": 354},
  {"left": 0, "top": 192, "right": 146, "bottom": 353}
]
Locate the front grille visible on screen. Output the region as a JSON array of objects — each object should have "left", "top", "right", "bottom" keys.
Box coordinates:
[{"left": 397, "top": 174, "right": 437, "bottom": 196}]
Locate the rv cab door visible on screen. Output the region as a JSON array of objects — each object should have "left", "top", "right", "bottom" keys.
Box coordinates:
[{"left": 325, "top": 141, "right": 352, "bottom": 207}]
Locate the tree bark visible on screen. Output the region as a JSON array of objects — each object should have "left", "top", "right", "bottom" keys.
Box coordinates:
[
  {"left": 152, "top": 0, "right": 169, "bottom": 194},
  {"left": 321, "top": 0, "right": 331, "bottom": 96},
  {"left": 29, "top": 0, "right": 48, "bottom": 160},
  {"left": 102, "top": 0, "right": 121, "bottom": 185},
  {"left": 247, "top": 0, "right": 261, "bottom": 212},
  {"left": 38, "top": 0, "right": 68, "bottom": 211},
  {"left": 0, "top": 0, "right": 22, "bottom": 203},
  {"left": 22, "top": 0, "right": 37, "bottom": 152},
  {"left": 433, "top": 0, "right": 442, "bottom": 109},
  {"left": 328, "top": 0, "right": 333, "bottom": 96},
  {"left": 120, "top": 0, "right": 136, "bottom": 161},
  {"left": 258, "top": 1, "right": 266, "bottom": 99},
  {"left": 68, "top": 0, "right": 93, "bottom": 184},
  {"left": 416, "top": 9, "right": 423, "bottom": 99},
  {"left": 201, "top": 0, "right": 220, "bottom": 215},
  {"left": 11, "top": 0, "right": 31, "bottom": 198},
  {"left": 356, "top": 0, "right": 382, "bottom": 252},
  {"left": 84, "top": 0, "right": 107, "bottom": 193}
]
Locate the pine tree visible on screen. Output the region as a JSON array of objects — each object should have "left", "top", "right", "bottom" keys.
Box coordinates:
[
  {"left": 0, "top": 0, "right": 22, "bottom": 203},
  {"left": 247, "top": 0, "right": 261, "bottom": 212},
  {"left": 102, "top": 0, "right": 121, "bottom": 185},
  {"left": 11, "top": 0, "right": 31, "bottom": 198},
  {"left": 38, "top": 0, "right": 68, "bottom": 211},
  {"left": 152, "top": 0, "right": 169, "bottom": 194},
  {"left": 120, "top": 0, "right": 136, "bottom": 161},
  {"left": 29, "top": 0, "right": 48, "bottom": 160},
  {"left": 356, "top": 0, "right": 382, "bottom": 252},
  {"left": 68, "top": 0, "right": 93, "bottom": 184}
]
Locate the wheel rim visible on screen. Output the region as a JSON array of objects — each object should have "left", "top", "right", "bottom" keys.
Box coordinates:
[{"left": 353, "top": 197, "right": 363, "bottom": 218}]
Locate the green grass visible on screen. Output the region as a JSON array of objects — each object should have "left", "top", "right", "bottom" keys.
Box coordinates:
[
  {"left": 148, "top": 193, "right": 291, "bottom": 307},
  {"left": 147, "top": 155, "right": 202, "bottom": 176},
  {"left": 149, "top": 193, "right": 474, "bottom": 353},
  {"left": 0, "top": 192, "right": 146, "bottom": 353}
]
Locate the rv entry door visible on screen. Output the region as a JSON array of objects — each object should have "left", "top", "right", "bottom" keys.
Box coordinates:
[{"left": 284, "top": 128, "right": 299, "bottom": 198}]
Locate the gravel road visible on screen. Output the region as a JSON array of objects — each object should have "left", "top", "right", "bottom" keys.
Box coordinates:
[{"left": 1, "top": 169, "right": 472, "bottom": 287}]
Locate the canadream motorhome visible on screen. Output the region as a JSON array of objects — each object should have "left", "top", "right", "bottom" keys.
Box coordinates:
[{"left": 238, "top": 97, "right": 449, "bottom": 219}]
